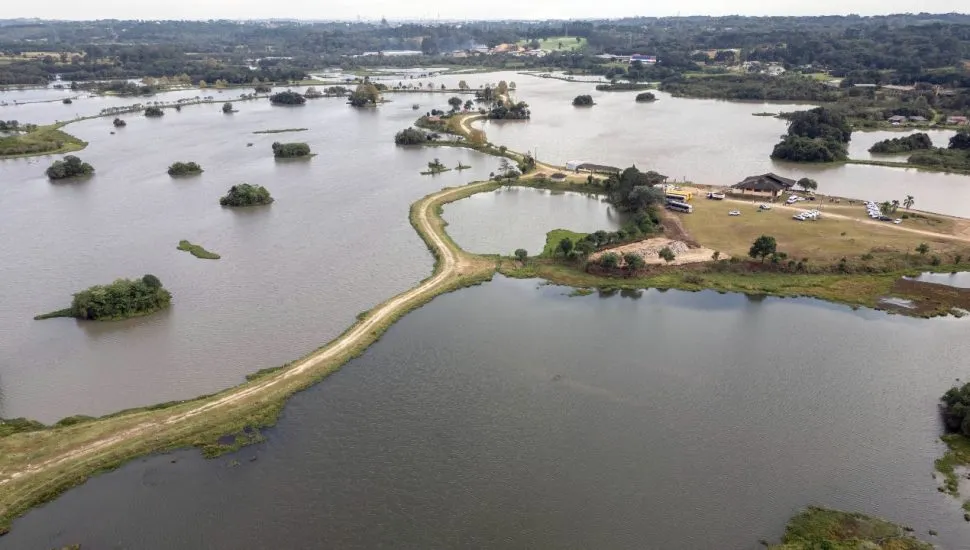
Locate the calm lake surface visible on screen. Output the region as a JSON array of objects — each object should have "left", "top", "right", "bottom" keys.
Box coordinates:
[
  {"left": 0, "top": 91, "right": 502, "bottom": 421},
  {"left": 5, "top": 277, "right": 969, "bottom": 549},
  {"left": 442, "top": 187, "right": 624, "bottom": 254}
]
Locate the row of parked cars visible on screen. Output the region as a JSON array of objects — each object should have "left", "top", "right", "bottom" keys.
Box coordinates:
[
  {"left": 793, "top": 209, "right": 821, "bottom": 221},
  {"left": 864, "top": 201, "right": 903, "bottom": 224}
]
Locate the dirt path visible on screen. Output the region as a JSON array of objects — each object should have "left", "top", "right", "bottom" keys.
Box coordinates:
[
  {"left": 723, "top": 197, "right": 970, "bottom": 244},
  {"left": 0, "top": 182, "right": 493, "bottom": 528}
]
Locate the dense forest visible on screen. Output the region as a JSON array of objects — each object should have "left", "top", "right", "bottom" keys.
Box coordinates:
[{"left": 2, "top": 15, "right": 970, "bottom": 88}]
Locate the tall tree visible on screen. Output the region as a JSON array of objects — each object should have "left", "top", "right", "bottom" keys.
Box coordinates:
[{"left": 748, "top": 235, "right": 777, "bottom": 263}]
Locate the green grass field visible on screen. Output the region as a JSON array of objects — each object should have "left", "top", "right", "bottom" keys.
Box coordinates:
[
  {"left": 541, "top": 229, "right": 588, "bottom": 257},
  {"left": 681, "top": 198, "right": 961, "bottom": 263},
  {"left": 519, "top": 36, "right": 587, "bottom": 51},
  {"left": 0, "top": 124, "right": 88, "bottom": 158}
]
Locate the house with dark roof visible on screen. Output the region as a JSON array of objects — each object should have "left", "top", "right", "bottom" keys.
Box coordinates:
[{"left": 731, "top": 173, "right": 797, "bottom": 197}]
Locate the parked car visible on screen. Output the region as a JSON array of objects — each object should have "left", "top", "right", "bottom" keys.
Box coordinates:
[
  {"left": 707, "top": 192, "right": 725, "bottom": 200},
  {"left": 728, "top": 210, "right": 741, "bottom": 216},
  {"left": 759, "top": 203, "right": 772, "bottom": 210}
]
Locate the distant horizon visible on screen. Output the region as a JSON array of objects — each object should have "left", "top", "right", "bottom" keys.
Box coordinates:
[{"left": 4, "top": 0, "right": 968, "bottom": 23}]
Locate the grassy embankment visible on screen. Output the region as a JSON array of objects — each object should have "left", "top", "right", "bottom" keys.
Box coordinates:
[
  {"left": 0, "top": 180, "right": 499, "bottom": 536},
  {"left": 769, "top": 506, "right": 932, "bottom": 549},
  {"left": 177, "top": 240, "right": 221, "bottom": 260},
  {"left": 0, "top": 123, "right": 88, "bottom": 159}
]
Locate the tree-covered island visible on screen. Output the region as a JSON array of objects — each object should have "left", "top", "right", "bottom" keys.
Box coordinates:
[
  {"left": 167, "top": 161, "right": 203, "bottom": 176},
  {"left": 34, "top": 275, "right": 172, "bottom": 321},
  {"left": 271, "top": 141, "right": 311, "bottom": 158},
  {"left": 220, "top": 183, "right": 274, "bottom": 207},
  {"left": 46, "top": 155, "right": 94, "bottom": 180}
]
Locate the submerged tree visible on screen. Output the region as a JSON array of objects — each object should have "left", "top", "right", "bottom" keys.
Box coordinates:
[
  {"left": 220, "top": 183, "right": 274, "bottom": 207},
  {"left": 46, "top": 155, "right": 94, "bottom": 180}
]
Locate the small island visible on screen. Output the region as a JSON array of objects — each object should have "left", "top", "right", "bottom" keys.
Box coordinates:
[
  {"left": 177, "top": 240, "right": 221, "bottom": 260},
  {"left": 572, "top": 94, "right": 594, "bottom": 107},
  {"left": 112, "top": 118, "right": 126, "bottom": 128},
  {"left": 220, "top": 183, "right": 274, "bottom": 207},
  {"left": 45, "top": 155, "right": 94, "bottom": 180},
  {"left": 271, "top": 141, "right": 311, "bottom": 158},
  {"left": 869, "top": 133, "right": 933, "bottom": 154},
  {"left": 421, "top": 158, "right": 451, "bottom": 175},
  {"left": 769, "top": 507, "right": 931, "bottom": 549},
  {"left": 395, "top": 128, "right": 430, "bottom": 145},
  {"left": 348, "top": 81, "right": 383, "bottom": 107},
  {"left": 167, "top": 161, "right": 203, "bottom": 177},
  {"left": 34, "top": 274, "right": 172, "bottom": 321},
  {"left": 635, "top": 92, "right": 657, "bottom": 102},
  {"left": 771, "top": 107, "right": 851, "bottom": 162},
  {"left": 253, "top": 128, "right": 308, "bottom": 135},
  {"left": 144, "top": 106, "right": 164, "bottom": 117},
  {"left": 222, "top": 102, "right": 236, "bottom": 114},
  {"left": 269, "top": 90, "right": 306, "bottom": 106}
]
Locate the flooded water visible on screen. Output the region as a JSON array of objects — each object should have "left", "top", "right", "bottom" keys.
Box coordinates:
[
  {"left": 469, "top": 75, "right": 970, "bottom": 217},
  {"left": 910, "top": 271, "right": 970, "bottom": 288},
  {"left": 442, "top": 187, "right": 624, "bottom": 254},
  {"left": 0, "top": 92, "right": 502, "bottom": 421},
  {"left": 5, "top": 277, "right": 969, "bottom": 549}
]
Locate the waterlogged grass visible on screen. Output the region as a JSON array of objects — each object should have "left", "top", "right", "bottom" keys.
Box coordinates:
[
  {"left": 769, "top": 506, "right": 931, "bottom": 549},
  {"left": 935, "top": 434, "right": 970, "bottom": 496},
  {"left": 252, "top": 128, "right": 308, "bottom": 134},
  {"left": 177, "top": 240, "right": 221, "bottom": 260}
]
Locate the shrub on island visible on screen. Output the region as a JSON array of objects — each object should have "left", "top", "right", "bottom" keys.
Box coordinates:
[
  {"left": 46, "top": 155, "right": 94, "bottom": 180},
  {"left": 636, "top": 92, "right": 657, "bottom": 102},
  {"left": 220, "top": 183, "right": 274, "bottom": 207},
  {"left": 144, "top": 106, "right": 164, "bottom": 117},
  {"left": 269, "top": 90, "right": 306, "bottom": 105},
  {"left": 271, "top": 141, "right": 311, "bottom": 158},
  {"left": 395, "top": 128, "right": 430, "bottom": 145},
  {"left": 35, "top": 274, "right": 172, "bottom": 321},
  {"left": 573, "top": 95, "right": 594, "bottom": 106},
  {"left": 222, "top": 102, "right": 235, "bottom": 114},
  {"left": 942, "top": 382, "right": 970, "bottom": 436},
  {"left": 167, "top": 161, "right": 203, "bottom": 176},
  {"left": 112, "top": 118, "right": 126, "bottom": 127}
]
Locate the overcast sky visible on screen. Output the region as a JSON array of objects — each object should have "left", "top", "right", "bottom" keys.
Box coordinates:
[{"left": 8, "top": 0, "right": 969, "bottom": 21}]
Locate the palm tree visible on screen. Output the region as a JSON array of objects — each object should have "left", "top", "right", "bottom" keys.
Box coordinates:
[
  {"left": 904, "top": 195, "right": 915, "bottom": 209},
  {"left": 891, "top": 199, "right": 900, "bottom": 213}
]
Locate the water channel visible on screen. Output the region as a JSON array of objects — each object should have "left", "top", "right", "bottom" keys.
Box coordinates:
[{"left": 4, "top": 276, "right": 968, "bottom": 549}]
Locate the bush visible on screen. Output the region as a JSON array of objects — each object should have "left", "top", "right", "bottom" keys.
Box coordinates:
[
  {"left": 46, "top": 155, "right": 94, "bottom": 179},
  {"left": 112, "top": 118, "right": 126, "bottom": 127},
  {"left": 222, "top": 102, "right": 235, "bottom": 113},
  {"left": 395, "top": 128, "right": 429, "bottom": 145},
  {"left": 271, "top": 141, "right": 311, "bottom": 158},
  {"left": 269, "top": 90, "right": 306, "bottom": 105},
  {"left": 941, "top": 383, "right": 970, "bottom": 435},
  {"left": 635, "top": 92, "right": 657, "bottom": 102},
  {"left": 144, "top": 106, "right": 164, "bottom": 117},
  {"left": 69, "top": 275, "right": 172, "bottom": 321},
  {"left": 62, "top": 98, "right": 72, "bottom": 104},
  {"left": 167, "top": 161, "right": 203, "bottom": 176},
  {"left": 572, "top": 94, "right": 594, "bottom": 106},
  {"left": 869, "top": 133, "right": 933, "bottom": 154},
  {"left": 220, "top": 183, "right": 274, "bottom": 207}
]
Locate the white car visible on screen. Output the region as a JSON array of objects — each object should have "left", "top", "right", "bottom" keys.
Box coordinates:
[
  {"left": 894, "top": 219, "right": 903, "bottom": 224},
  {"left": 793, "top": 214, "right": 806, "bottom": 221},
  {"left": 759, "top": 203, "right": 772, "bottom": 210},
  {"left": 728, "top": 210, "right": 741, "bottom": 216}
]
